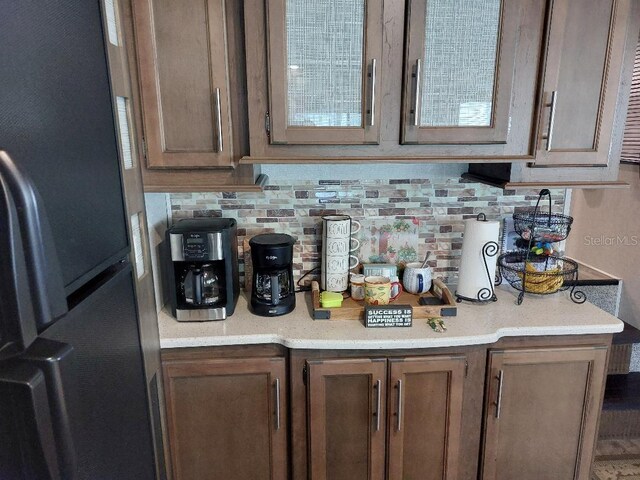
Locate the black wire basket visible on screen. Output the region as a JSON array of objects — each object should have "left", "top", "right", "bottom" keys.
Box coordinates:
[
  {"left": 513, "top": 211, "right": 573, "bottom": 243},
  {"left": 498, "top": 252, "right": 585, "bottom": 303}
]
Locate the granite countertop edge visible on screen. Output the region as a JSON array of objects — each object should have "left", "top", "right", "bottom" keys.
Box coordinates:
[
  {"left": 159, "top": 327, "right": 623, "bottom": 350},
  {"left": 158, "top": 286, "right": 624, "bottom": 350}
]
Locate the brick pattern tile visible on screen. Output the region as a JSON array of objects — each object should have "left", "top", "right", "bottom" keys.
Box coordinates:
[{"left": 170, "top": 179, "right": 565, "bottom": 285}]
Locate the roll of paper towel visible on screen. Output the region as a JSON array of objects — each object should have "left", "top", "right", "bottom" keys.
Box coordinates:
[{"left": 457, "top": 216, "right": 501, "bottom": 301}]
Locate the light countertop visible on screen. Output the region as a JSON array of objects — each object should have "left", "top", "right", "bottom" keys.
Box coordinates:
[{"left": 158, "top": 285, "right": 623, "bottom": 350}]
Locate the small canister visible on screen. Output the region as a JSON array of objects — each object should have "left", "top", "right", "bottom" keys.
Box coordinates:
[{"left": 350, "top": 273, "right": 366, "bottom": 301}]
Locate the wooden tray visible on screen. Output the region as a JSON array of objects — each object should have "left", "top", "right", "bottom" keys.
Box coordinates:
[{"left": 311, "top": 279, "right": 457, "bottom": 320}]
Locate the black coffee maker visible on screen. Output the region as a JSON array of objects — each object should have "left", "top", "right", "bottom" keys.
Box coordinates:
[
  {"left": 167, "top": 218, "right": 239, "bottom": 321},
  {"left": 250, "top": 234, "right": 296, "bottom": 316}
]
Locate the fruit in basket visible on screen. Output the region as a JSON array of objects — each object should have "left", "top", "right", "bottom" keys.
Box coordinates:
[
  {"left": 540, "top": 232, "right": 565, "bottom": 242},
  {"left": 517, "top": 262, "right": 564, "bottom": 293},
  {"left": 519, "top": 226, "right": 565, "bottom": 243},
  {"left": 525, "top": 274, "right": 563, "bottom": 293},
  {"left": 531, "top": 241, "right": 554, "bottom": 256}
]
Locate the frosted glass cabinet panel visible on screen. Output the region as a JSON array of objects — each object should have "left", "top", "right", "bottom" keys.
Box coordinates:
[
  {"left": 403, "top": 0, "right": 542, "bottom": 146},
  {"left": 286, "top": 0, "right": 364, "bottom": 128},
  {"left": 267, "top": 0, "right": 383, "bottom": 144},
  {"left": 419, "top": 0, "right": 500, "bottom": 128}
]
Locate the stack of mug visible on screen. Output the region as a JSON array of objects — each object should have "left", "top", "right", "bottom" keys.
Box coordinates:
[{"left": 321, "top": 215, "right": 360, "bottom": 292}]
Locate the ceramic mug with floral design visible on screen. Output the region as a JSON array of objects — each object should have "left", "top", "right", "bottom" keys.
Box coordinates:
[{"left": 364, "top": 276, "right": 402, "bottom": 305}]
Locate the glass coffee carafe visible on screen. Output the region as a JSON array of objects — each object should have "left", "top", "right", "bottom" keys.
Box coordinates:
[
  {"left": 182, "top": 264, "right": 225, "bottom": 306},
  {"left": 254, "top": 269, "right": 292, "bottom": 305}
]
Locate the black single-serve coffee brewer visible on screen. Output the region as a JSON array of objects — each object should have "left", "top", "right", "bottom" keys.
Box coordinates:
[
  {"left": 167, "top": 218, "right": 239, "bottom": 321},
  {"left": 250, "top": 233, "right": 296, "bottom": 316}
]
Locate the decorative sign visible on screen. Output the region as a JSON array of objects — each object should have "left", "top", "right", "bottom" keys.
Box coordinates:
[{"left": 364, "top": 305, "right": 413, "bottom": 328}]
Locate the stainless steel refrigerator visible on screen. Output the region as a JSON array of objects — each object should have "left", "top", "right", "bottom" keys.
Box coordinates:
[{"left": 0, "top": 0, "right": 158, "bottom": 478}]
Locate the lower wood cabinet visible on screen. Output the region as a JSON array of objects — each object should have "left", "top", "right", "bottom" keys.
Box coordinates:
[
  {"left": 161, "top": 347, "right": 287, "bottom": 480},
  {"left": 305, "top": 354, "right": 469, "bottom": 480},
  {"left": 306, "top": 358, "right": 387, "bottom": 480},
  {"left": 387, "top": 356, "right": 466, "bottom": 480},
  {"left": 481, "top": 345, "right": 608, "bottom": 480},
  {"left": 160, "top": 336, "right": 611, "bottom": 480}
]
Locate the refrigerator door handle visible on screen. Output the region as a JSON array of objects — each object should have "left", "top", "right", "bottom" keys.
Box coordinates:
[
  {"left": 0, "top": 175, "right": 37, "bottom": 357},
  {"left": 0, "top": 362, "right": 61, "bottom": 479},
  {"left": 0, "top": 151, "right": 67, "bottom": 332},
  {"left": 22, "top": 338, "right": 77, "bottom": 480}
]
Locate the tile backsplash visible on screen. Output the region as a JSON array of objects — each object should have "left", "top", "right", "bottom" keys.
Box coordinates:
[{"left": 169, "top": 177, "right": 565, "bottom": 286}]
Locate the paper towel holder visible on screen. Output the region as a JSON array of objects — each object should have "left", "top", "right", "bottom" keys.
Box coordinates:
[{"left": 455, "top": 213, "right": 500, "bottom": 304}]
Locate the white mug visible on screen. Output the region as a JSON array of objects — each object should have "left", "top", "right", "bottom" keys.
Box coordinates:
[
  {"left": 324, "top": 272, "right": 350, "bottom": 292},
  {"left": 402, "top": 262, "right": 432, "bottom": 294},
  {"left": 325, "top": 236, "right": 360, "bottom": 256},
  {"left": 324, "top": 255, "right": 359, "bottom": 274},
  {"left": 322, "top": 215, "right": 361, "bottom": 238}
]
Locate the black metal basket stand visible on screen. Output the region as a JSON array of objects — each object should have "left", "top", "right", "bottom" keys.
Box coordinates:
[{"left": 497, "top": 189, "right": 586, "bottom": 305}]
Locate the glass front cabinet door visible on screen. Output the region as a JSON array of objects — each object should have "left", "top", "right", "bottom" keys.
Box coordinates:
[
  {"left": 402, "top": 0, "right": 544, "bottom": 151},
  {"left": 266, "top": 0, "right": 383, "bottom": 145},
  {"left": 247, "top": 0, "right": 546, "bottom": 159}
]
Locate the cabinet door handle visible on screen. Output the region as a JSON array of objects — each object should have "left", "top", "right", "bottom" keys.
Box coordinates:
[
  {"left": 275, "top": 377, "right": 281, "bottom": 430},
  {"left": 214, "top": 87, "right": 223, "bottom": 153},
  {"left": 412, "top": 59, "right": 422, "bottom": 126},
  {"left": 495, "top": 370, "right": 504, "bottom": 419},
  {"left": 396, "top": 379, "right": 403, "bottom": 432},
  {"left": 374, "top": 379, "right": 381, "bottom": 431},
  {"left": 545, "top": 90, "right": 558, "bottom": 151},
  {"left": 368, "top": 58, "right": 377, "bottom": 127}
]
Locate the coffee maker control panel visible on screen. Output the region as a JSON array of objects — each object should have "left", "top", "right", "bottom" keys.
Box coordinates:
[{"left": 170, "top": 232, "right": 224, "bottom": 262}]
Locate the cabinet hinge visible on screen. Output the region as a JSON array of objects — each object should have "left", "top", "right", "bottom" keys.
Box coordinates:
[
  {"left": 302, "top": 363, "right": 307, "bottom": 386},
  {"left": 465, "top": 360, "right": 469, "bottom": 378},
  {"left": 265, "top": 111, "right": 271, "bottom": 140}
]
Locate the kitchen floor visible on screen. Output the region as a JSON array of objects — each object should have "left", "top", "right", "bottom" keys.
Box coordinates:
[
  {"left": 593, "top": 438, "right": 640, "bottom": 479},
  {"left": 596, "top": 438, "right": 640, "bottom": 456}
]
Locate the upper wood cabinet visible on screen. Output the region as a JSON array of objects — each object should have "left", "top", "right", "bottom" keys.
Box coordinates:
[
  {"left": 133, "top": 0, "right": 234, "bottom": 168},
  {"left": 533, "top": 0, "right": 634, "bottom": 167},
  {"left": 466, "top": 0, "right": 640, "bottom": 186},
  {"left": 129, "top": 0, "right": 262, "bottom": 191},
  {"left": 244, "top": 0, "right": 546, "bottom": 161},
  {"left": 481, "top": 346, "right": 607, "bottom": 480}
]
